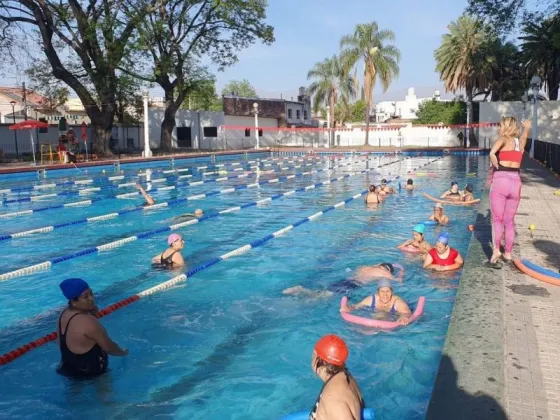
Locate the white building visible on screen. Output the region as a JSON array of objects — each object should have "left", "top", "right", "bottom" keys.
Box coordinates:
[{"left": 374, "top": 88, "right": 450, "bottom": 122}]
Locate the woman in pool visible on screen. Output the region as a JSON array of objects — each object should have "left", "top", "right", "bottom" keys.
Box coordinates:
[
  {"left": 377, "top": 179, "right": 394, "bottom": 195},
  {"left": 173, "top": 208, "right": 204, "bottom": 223},
  {"left": 152, "top": 233, "right": 185, "bottom": 268},
  {"left": 405, "top": 179, "right": 414, "bottom": 191},
  {"left": 340, "top": 279, "right": 412, "bottom": 326},
  {"left": 136, "top": 183, "right": 155, "bottom": 206},
  {"left": 440, "top": 181, "right": 462, "bottom": 201},
  {"left": 462, "top": 184, "right": 475, "bottom": 202},
  {"left": 423, "top": 232, "right": 464, "bottom": 272},
  {"left": 364, "top": 184, "right": 383, "bottom": 204},
  {"left": 397, "top": 224, "right": 432, "bottom": 254},
  {"left": 488, "top": 117, "right": 531, "bottom": 265},
  {"left": 428, "top": 203, "right": 449, "bottom": 225},
  {"left": 283, "top": 263, "right": 404, "bottom": 298}
]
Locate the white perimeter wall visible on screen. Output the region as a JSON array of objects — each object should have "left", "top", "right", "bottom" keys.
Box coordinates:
[{"left": 479, "top": 101, "right": 560, "bottom": 145}]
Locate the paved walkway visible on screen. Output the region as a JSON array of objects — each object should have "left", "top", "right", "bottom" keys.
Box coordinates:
[{"left": 428, "top": 156, "right": 560, "bottom": 420}]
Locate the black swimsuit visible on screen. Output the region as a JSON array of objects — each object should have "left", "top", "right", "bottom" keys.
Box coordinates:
[
  {"left": 309, "top": 371, "right": 364, "bottom": 420},
  {"left": 160, "top": 250, "right": 178, "bottom": 267},
  {"left": 57, "top": 311, "right": 108, "bottom": 378}
]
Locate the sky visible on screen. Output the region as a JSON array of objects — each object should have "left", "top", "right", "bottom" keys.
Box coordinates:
[{"left": 0, "top": 0, "right": 469, "bottom": 104}]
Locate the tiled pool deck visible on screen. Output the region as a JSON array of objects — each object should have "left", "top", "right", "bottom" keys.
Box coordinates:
[{"left": 428, "top": 156, "right": 560, "bottom": 420}]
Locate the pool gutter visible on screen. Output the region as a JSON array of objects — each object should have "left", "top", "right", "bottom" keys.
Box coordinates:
[{"left": 426, "top": 188, "right": 507, "bottom": 419}]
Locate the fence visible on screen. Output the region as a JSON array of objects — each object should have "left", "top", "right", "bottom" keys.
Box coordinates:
[{"left": 0, "top": 124, "right": 142, "bottom": 157}]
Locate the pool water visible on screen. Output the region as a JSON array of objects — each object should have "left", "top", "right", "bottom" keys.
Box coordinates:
[{"left": 0, "top": 152, "right": 488, "bottom": 419}]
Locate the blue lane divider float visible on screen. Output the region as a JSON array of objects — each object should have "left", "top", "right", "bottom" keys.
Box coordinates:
[
  {"left": 0, "top": 153, "right": 406, "bottom": 240},
  {"left": 281, "top": 408, "right": 374, "bottom": 420},
  {"left": 0, "top": 156, "right": 440, "bottom": 281},
  {"left": 0, "top": 154, "right": 379, "bottom": 217},
  {"left": 0, "top": 156, "right": 403, "bottom": 241},
  {"left": 0, "top": 154, "right": 334, "bottom": 196},
  {"left": 0, "top": 155, "right": 329, "bottom": 203}
]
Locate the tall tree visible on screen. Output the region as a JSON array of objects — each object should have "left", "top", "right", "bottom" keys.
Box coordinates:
[
  {"left": 307, "top": 55, "right": 355, "bottom": 145},
  {"left": 182, "top": 78, "right": 222, "bottom": 111},
  {"left": 340, "top": 22, "right": 400, "bottom": 146},
  {"left": 126, "top": 0, "right": 274, "bottom": 152},
  {"left": 0, "top": 0, "right": 157, "bottom": 156},
  {"left": 468, "top": 0, "right": 559, "bottom": 34},
  {"left": 434, "top": 15, "right": 493, "bottom": 146},
  {"left": 25, "top": 61, "right": 70, "bottom": 114},
  {"left": 221, "top": 79, "right": 258, "bottom": 97},
  {"left": 519, "top": 15, "right": 560, "bottom": 100}
]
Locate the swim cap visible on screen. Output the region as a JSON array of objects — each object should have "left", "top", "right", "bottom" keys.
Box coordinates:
[
  {"left": 379, "top": 263, "right": 395, "bottom": 274},
  {"left": 413, "top": 224, "right": 425, "bottom": 234},
  {"left": 314, "top": 335, "right": 348, "bottom": 366},
  {"left": 60, "top": 278, "right": 90, "bottom": 300},
  {"left": 377, "top": 278, "right": 392, "bottom": 290},
  {"left": 436, "top": 232, "right": 450, "bottom": 245},
  {"left": 194, "top": 209, "right": 204, "bottom": 216},
  {"left": 465, "top": 184, "right": 473, "bottom": 193},
  {"left": 381, "top": 179, "right": 387, "bottom": 184},
  {"left": 434, "top": 202, "right": 444, "bottom": 209},
  {"left": 407, "top": 179, "right": 413, "bottom": 185},
  {"left": 168, "top": 233, "right": 182, "bottom": 246},
  {"left": 451, "top": 181, "right": 458, "bottom": 187}
]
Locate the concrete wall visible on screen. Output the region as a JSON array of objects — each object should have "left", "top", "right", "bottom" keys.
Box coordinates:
[{"left": 479, "top": 101, "right": 560, "bottom": 145}]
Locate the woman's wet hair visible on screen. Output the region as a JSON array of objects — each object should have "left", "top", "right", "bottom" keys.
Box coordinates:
[
  {"left": 314, "top": 356, "right": 348, "bottom": 379},
  {"left": 465, "top": 185, "right": 473, "bottom": 193},
  {"left": 407, "top": 179, "right": 413, "bottom": 185},
  {"left": 369, "top": 184, "right": 376, "bottom": 191}
]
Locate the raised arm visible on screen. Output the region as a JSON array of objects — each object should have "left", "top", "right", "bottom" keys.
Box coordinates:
[{"left": 519, "top": 120, "right": 532, "bottom": 150}]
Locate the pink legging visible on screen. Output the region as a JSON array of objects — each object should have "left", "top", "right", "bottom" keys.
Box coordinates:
[{"left": 490, "top": 171, "right": 522, "bottom": 253}]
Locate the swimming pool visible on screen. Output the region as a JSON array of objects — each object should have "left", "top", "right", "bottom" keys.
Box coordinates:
[{"left": 0, "top": 151, "right": 488, "bottom": 419}]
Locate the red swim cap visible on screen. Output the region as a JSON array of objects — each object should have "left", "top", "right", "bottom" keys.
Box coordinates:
[{"left": 314, "top": 334, "right": 348, "bottom": 366}]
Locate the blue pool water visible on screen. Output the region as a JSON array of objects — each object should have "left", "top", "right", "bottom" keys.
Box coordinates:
[{"left": 0, "top": 152, "right": 487, "bottom": 419}]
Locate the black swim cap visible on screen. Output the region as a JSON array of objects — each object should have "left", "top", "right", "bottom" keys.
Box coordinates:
[
  {"left": 379, "top": 263, "right": 394, "bottom": 274},
  {"left": 407, "top": 179, "right": 413, "bottom": 185}
]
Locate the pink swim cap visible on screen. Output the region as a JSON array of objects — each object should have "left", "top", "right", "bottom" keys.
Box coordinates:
[{"left": 168, "top": 233, "right": 182, "bottom": 245}]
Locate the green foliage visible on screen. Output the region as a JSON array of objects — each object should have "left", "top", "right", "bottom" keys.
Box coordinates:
[
  {"left": 414, "top": 100, "right": 466, "bottom": 125},
  {"left": 519, "top": 15, "right": 560, "bottom": 100},
  {"left": 25, "top": 61, "right": 70, "bottom": 114},
  {"left": 350, "top": 99, "right": 368, "bottom": 122},
  {"left": 221, "top": 79, "right": 258, "bottom": 98},
  {"left": 181, "top": 79, "right": 222, "bottom": 111}
]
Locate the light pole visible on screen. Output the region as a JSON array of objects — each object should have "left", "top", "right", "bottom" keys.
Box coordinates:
[
  {"left": 9, "top": 101, "right": 19, "bottom": 159},
  {"left": 529, "top": 75, "right": 541, "bottom": 158},
  {"left": 143, "top": 91, "right": 152, "bottom": 157},
  {"left": 253, "top": 102, "right": 259, "bottom": 149},
  {"left": 326, "top": 105, "right": 331, "bottom": 148}
]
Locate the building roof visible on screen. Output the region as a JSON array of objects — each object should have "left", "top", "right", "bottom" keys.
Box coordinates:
[{"left": 0, "top": 87, "right": 48, "bottom": 106}]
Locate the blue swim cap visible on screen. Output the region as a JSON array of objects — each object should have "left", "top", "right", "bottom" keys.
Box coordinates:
[
  {"left": 377, "top": 278, "right": 392, "bottom": 289},
  {"left": 436, "top": 232, "right": 450, "bottom": 245},
  {"left": 413, "top": 224, "right": 425, "bottom": 234},
  {"left": 60, "top": 278, "right": 90, "bottom": 300}
]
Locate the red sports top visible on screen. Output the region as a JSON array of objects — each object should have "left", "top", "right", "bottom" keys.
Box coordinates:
[
  {"left": 429, "top": 248, "right": 459, "bottom": 266},
  {"left": 498, "top": 138, "right": 522, "bottom": 163}
]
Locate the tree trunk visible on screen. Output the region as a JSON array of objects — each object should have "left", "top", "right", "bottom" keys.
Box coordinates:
[
  {"left": 547, "top": 70, "right": 559, "bottom": 100},
  {"left": 91, "top": 118, "right": 114, "bottom": 156},
  {"left": 160, "top": 88, "right": 183, "bottom": 153},
  {"left": 329, "top": 96, "right": 335, "bottom": 148},
  {"left": 364, "top": 103, "right": 370, "bottom": 146}
]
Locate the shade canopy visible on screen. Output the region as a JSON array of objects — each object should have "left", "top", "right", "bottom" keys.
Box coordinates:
[{"left": 9, "top": 120, "right": 49, "bottom": 130}]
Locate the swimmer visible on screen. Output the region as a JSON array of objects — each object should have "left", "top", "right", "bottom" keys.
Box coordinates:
[
  {"left": 462, "top": 184, "right": 475, "bottom": 202},
  {"left": 56, "top": 278, "right": 128, "bottom": 378},
  {"left": 429, "top": 203, "right": 450, "bottom": 225},
  {"left": 377, "top": 179, "right": 395, "bottom": 195},
  {"left": 283, "top": 263, "right": 403, "bottom": 299},
  {"left": 309, "top": 335, "right": 365, "bottom": 420},
  {"left": 397, "top": 224, "right": 432, "bottom": 254},
  {"left": 173, "top": 208, "right": 204, "bottom": 223},
  {"left": 423, "top": 232, "right": 464, "bottom": 271},
  {"left": 152, "top": 233, "right": 185, "bottom": 267},
  {"left": 405, "top": 179, "right": 414, "bottom": 191},
  {"left": 340, "top": 279, "right": 412, "bottom": 325},
  {"left": 136, "top": 183, "right": 155, "bottom": 206},
  {"left": 364, "top": 185, "right": 383, "bottom": 204},
  {"left": 440, "top": 181, "right": 462, "bottom": 201}
]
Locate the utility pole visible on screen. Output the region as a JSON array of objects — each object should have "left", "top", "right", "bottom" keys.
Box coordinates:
[{"left": 22, "top": 82, "right": 28, "bottom": 120}]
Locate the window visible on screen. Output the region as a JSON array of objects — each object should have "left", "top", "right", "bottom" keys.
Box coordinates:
[
  {"left": 177, "top": 127, "right": 192, "bottom": 147},
  {"left": 296, "top": 110, "right": 301, "bottom": 119},
  {"left": 244, "top": 128, "right": 251, "bottom": 137},
  {"left": 304, "top": 110, "right": 307, "bottom": 120},
  {"left": 288, "top": 109, "right": 292, "bottom": 118},
  {"left": 259, "top": 129, "right": 263, "bottom": 137},
  {"left": 203, "top": 126, "right": 218, "bottom": 137}
]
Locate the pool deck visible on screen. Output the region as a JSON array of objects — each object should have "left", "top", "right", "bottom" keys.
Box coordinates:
[{"left": 427, "top": 156, "right": 560, "bottom": 420}]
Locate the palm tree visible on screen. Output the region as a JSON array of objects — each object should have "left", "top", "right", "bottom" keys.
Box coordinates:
[
  {"left": 340, "top": 22, "right": 400, "bottom": 146},
  {"left": 519, "top": 15, "right": 560, "bottom": 100},
  {"left": 434, "top": 15, "right": 493, "bottom": 146},
  {"left": 307, "top": 55, "right": 355, "bottom": 146}
]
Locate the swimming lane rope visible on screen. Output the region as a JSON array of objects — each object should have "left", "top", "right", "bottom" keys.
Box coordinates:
[{"left": 0, "top": 155, "right": 444, "bottom": 366}]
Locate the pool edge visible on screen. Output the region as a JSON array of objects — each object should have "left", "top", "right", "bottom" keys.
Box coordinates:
[{"left": 426, "top": 187, "right": 507, "bottom": 419}]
